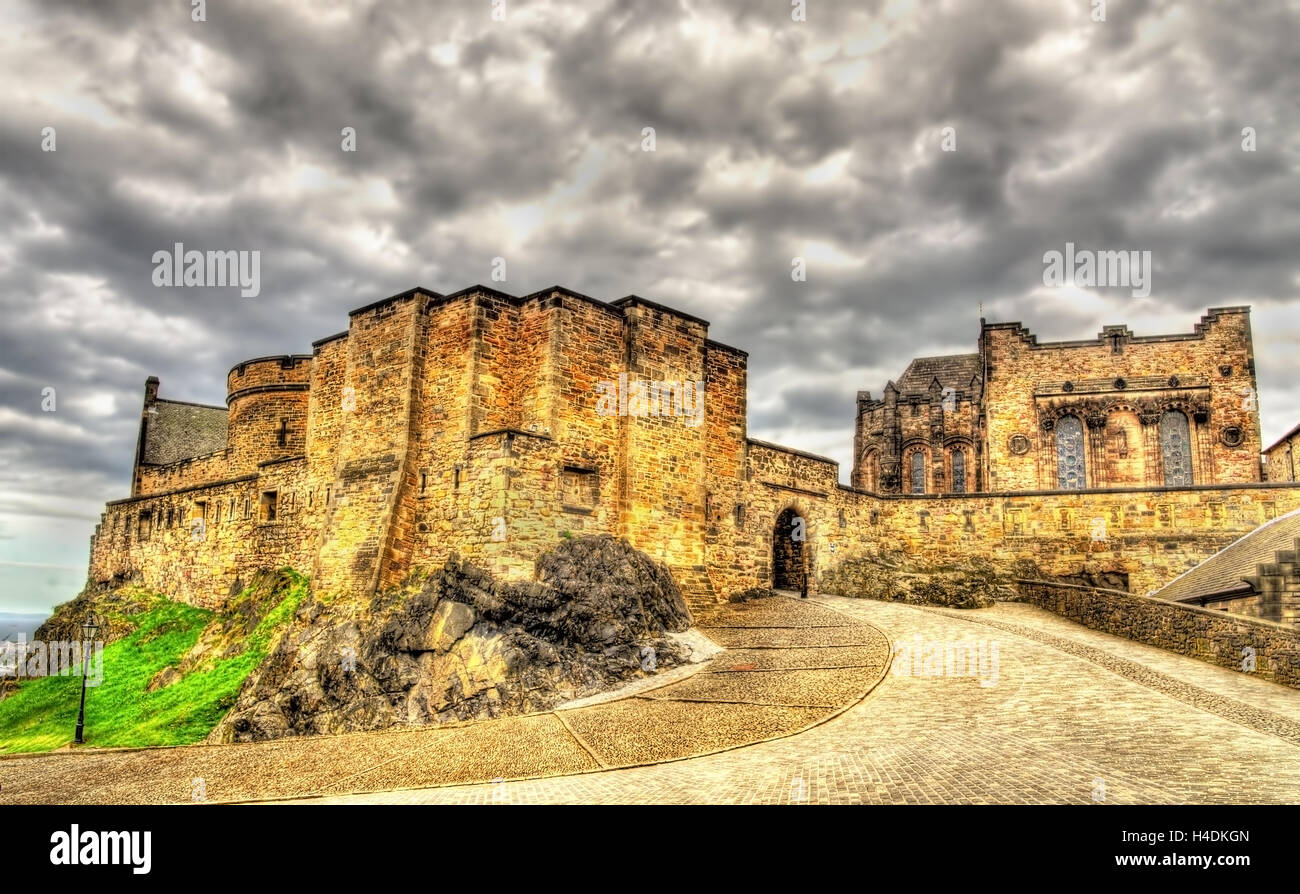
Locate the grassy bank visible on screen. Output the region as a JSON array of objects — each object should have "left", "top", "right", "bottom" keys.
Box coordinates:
[{"left": 0, "top": 570, "right": 306, "bottom": 753}]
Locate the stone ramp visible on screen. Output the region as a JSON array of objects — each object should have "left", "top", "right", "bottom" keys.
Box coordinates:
[{"left": 0, "top": 596, "right": 889, "bottom": 805}]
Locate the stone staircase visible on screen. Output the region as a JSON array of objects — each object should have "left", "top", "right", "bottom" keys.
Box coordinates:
[
  {"left": 671, "top": 564, "right": 722, "bottom": 617},
  {"left": 1242, "top": 537, "right": 1300, "bottom": 623}
]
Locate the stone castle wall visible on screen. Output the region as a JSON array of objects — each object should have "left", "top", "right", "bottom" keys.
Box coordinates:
[
  {"left": 1264, "top": 427, "right": 1300, "bottom": 482},
  {"left": 84, "top": 287, "right": 1298, "bottom": 614},
  {"left": 820, "top": 481, "right": 1300, "bottom": 596},
  {"left": 981, "top": 307, "right": 1261, "bottom": 492}
]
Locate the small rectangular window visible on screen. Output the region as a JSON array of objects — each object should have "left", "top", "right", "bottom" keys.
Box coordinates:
[
  {"left": 261, "top": 491, "right": 278, "bottom": 522},
  {"left": 560, "top": 467, "right": 598, "bottom": 508},
  {"left": 1004, "top": 508, "right": 1025, "bottom": 537}
]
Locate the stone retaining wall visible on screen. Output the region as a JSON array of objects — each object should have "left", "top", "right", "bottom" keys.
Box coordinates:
[{"left": 1017, "top": 578, "right": 1300, "bottom": 689}]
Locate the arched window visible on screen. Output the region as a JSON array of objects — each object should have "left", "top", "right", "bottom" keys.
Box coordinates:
[
  {"left": 1160, "top": 410, "right": 1194, "bottom": 486},
  {"left": 910, "top": 451, "right": 926, "bottom": 494},
  {"left": 863, "top": 449, "right": 880, "bottom": 491},
  {"left": 951, "top": 449, "right": 966, "bottom": 493},
  {"left": 1056, "top": 415, "right": 1086, "bottom": 490}
]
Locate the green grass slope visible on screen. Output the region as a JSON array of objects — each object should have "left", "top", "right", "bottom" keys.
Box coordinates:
[{"left": 0, "top": 570, "right": 306, "bottom": 753}]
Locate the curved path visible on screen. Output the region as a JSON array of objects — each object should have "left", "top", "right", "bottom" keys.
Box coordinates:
[
  {"left": 0, "top": 598, "right": 891, "bottom": 804},
  {"left": 297, "top": 596, "right": 1300, "bottom": 804},
  {"left": 7, "top": 593, "right": 1300, "bottom": 804}
]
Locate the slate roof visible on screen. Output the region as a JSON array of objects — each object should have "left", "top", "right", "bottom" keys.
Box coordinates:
[
  {"left": 142, "top": 399, "right": 228, "bottom": 465},
  {"left": 894, "top": 353, "right": 981, "bottom": 396},
  {"left": 1156, "top": 507, "right": 1300, "bottom": 603}
]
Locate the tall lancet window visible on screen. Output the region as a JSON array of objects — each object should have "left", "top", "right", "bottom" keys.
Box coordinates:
[
  {"left": 951, "top": 449, "right": 966, "bottom": 493},
  {"left": 910, "top": 451, "right": 926, "bottom": 494},
  {"left": 1056, "top": 415, "right": 1086, "bottom": 490},
  {"left": 1160, "top": 410, "right": 1194, "bottom": 486}
]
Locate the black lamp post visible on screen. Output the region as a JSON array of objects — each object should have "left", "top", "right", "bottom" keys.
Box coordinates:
[{"left": 73, "top": 612, "right": 100, "bottom": 745}]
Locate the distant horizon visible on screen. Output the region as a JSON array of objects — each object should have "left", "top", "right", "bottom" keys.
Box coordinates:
[{"left": 0, "top": 610, "right": 53, "bottom": 643}]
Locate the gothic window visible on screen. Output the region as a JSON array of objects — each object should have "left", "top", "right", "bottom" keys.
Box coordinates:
[
  {"left": 1160, "top": 410, "right": 1194, "bottom": 486},
  {"left": 910, "top": 451, "right": 926, "bottom": 494},
  {"left": 863, "top": 449, "right": 880, "bottom": 491},
  {"left": 1055, "top": 415, "right": 1085, "bottom": 490},
  {"left": 951, "top": 449, "right": 966, "bottom": 493}
]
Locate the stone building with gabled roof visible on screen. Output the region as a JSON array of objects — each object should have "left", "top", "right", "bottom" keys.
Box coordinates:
[{"left": 1156, "top": 507, "right": 1300, "bottom": 624}]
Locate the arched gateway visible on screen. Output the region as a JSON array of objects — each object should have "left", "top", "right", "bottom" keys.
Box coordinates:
[{"left": 772, "top": 507, "right": 806, "bottom": 591}]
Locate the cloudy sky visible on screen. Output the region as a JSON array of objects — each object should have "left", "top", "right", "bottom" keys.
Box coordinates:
[{"left": 1, "top": 0, "right": 1297, "bottom": 615}]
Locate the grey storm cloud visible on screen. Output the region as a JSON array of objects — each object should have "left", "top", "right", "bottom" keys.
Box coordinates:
[{"left": 0, "top": 0, "right": 1298, "bottom": 614}]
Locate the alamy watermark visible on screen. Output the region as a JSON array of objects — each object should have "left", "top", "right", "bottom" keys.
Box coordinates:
[
  {"left": 1, "top": 636, "right": 104, "bottom": 686},
  {"left": 890, "top": 636, "right": 999, "bottom": 687},
  {"left": 151, "top": 242, "right": 261, "bottom": 297},
  {"left": 595, "top": 374, "right": 704, "bottom": 426},
  {"left": 1043, "top": 242, "right": 1152, "bottom": 298}
]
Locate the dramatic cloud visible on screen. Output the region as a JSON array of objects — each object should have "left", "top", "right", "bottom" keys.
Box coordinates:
[{"left": 1, "top": 0, "right": 1297, "bottom": 613}]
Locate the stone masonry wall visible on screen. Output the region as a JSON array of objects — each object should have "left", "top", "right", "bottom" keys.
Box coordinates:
[
  {"left": 88, "top": 458, "right": 316, "bottom": 610},
  {"left": 1018, "top": 579, "right": 1300, "bottom": 689},
  {"left": 86, "top": 288, "right": 1295, "bottom": 622},
  {"left": 983, "top": 308, "right": 1261, "bottom": 492},
  {"left": 1265, "top": 429, "right": 1300, "bottom": 482},
  {"left": 818, "top": 482, "right": 1300, "bottom": 596}
]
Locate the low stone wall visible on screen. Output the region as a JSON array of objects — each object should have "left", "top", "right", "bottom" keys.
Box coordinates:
[{"left": 1017, "top": 578, "right": 1300, "bottom": 689}]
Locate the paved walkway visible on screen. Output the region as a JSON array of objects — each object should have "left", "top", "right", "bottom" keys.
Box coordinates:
[
  {"left": 6, "top": 594, "right": 1300, "bottom": 804},
  {"left": 296, "top": 596, "right": 1300, "bottom": 804},
  {"left": 0, "top": 597, "right": 890, "bottom": 804}
]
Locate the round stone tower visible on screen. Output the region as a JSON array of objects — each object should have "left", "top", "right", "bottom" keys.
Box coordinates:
[{"left": 225, "top": 355, "right": 312, "bottom": 473}]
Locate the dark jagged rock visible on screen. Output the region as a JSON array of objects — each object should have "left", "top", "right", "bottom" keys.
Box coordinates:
[{"left": 212, "top": 535, "right": 694, "bottom": 742}]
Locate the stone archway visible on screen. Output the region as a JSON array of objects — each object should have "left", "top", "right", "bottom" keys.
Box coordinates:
[{"left": 772, "top": 507, "right": 806, "bottom": 591}]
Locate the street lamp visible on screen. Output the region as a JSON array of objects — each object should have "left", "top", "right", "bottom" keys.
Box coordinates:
[{"left": 74, "top": 612, "right": 100, "bottom": 745}]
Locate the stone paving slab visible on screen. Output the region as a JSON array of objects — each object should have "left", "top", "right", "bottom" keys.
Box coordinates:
[
  {"left": 646, "top": 666, "right": 880, "bottom": 707},
  {"left": 698, "top": 600, "right": 850, "bottom": 627},
  {"left": 978, "top": 602, "right": 1300, "bottom": 720},
  {"left": 701, "top": 625, "right": 880, "bottom": 648},
  {"left": 561, "top": 699, "right": 830, "bottom": 767},
  {"left": 313, "top": 714, "right": 599, "bottom": 795},
  {"left": 708, "top": 645, "right": 885, "bottom": 671}
]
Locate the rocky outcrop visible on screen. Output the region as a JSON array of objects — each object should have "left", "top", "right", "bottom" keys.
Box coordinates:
[{"left": 212, "top": 535, "right": 694, "bottom": 742}]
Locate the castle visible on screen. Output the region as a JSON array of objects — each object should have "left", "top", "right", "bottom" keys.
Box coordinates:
[
  {"left": 85, "top": 286, "right": 1300, "bottom": 620},
  {"left": 853, "top": 311, "right": 1262, "bottom": 494}
]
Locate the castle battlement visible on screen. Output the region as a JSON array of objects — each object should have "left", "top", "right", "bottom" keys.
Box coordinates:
[{"left": 88, "top": 290, "right": 1300, "bottom": 613}]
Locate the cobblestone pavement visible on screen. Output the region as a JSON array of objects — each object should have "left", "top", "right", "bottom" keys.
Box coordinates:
[
  {"left": 293, "top": 596, "right": 1300, "bottom": 805},
  {"left": 0, "top": 598, "right": 891, "bottom": 804}
]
